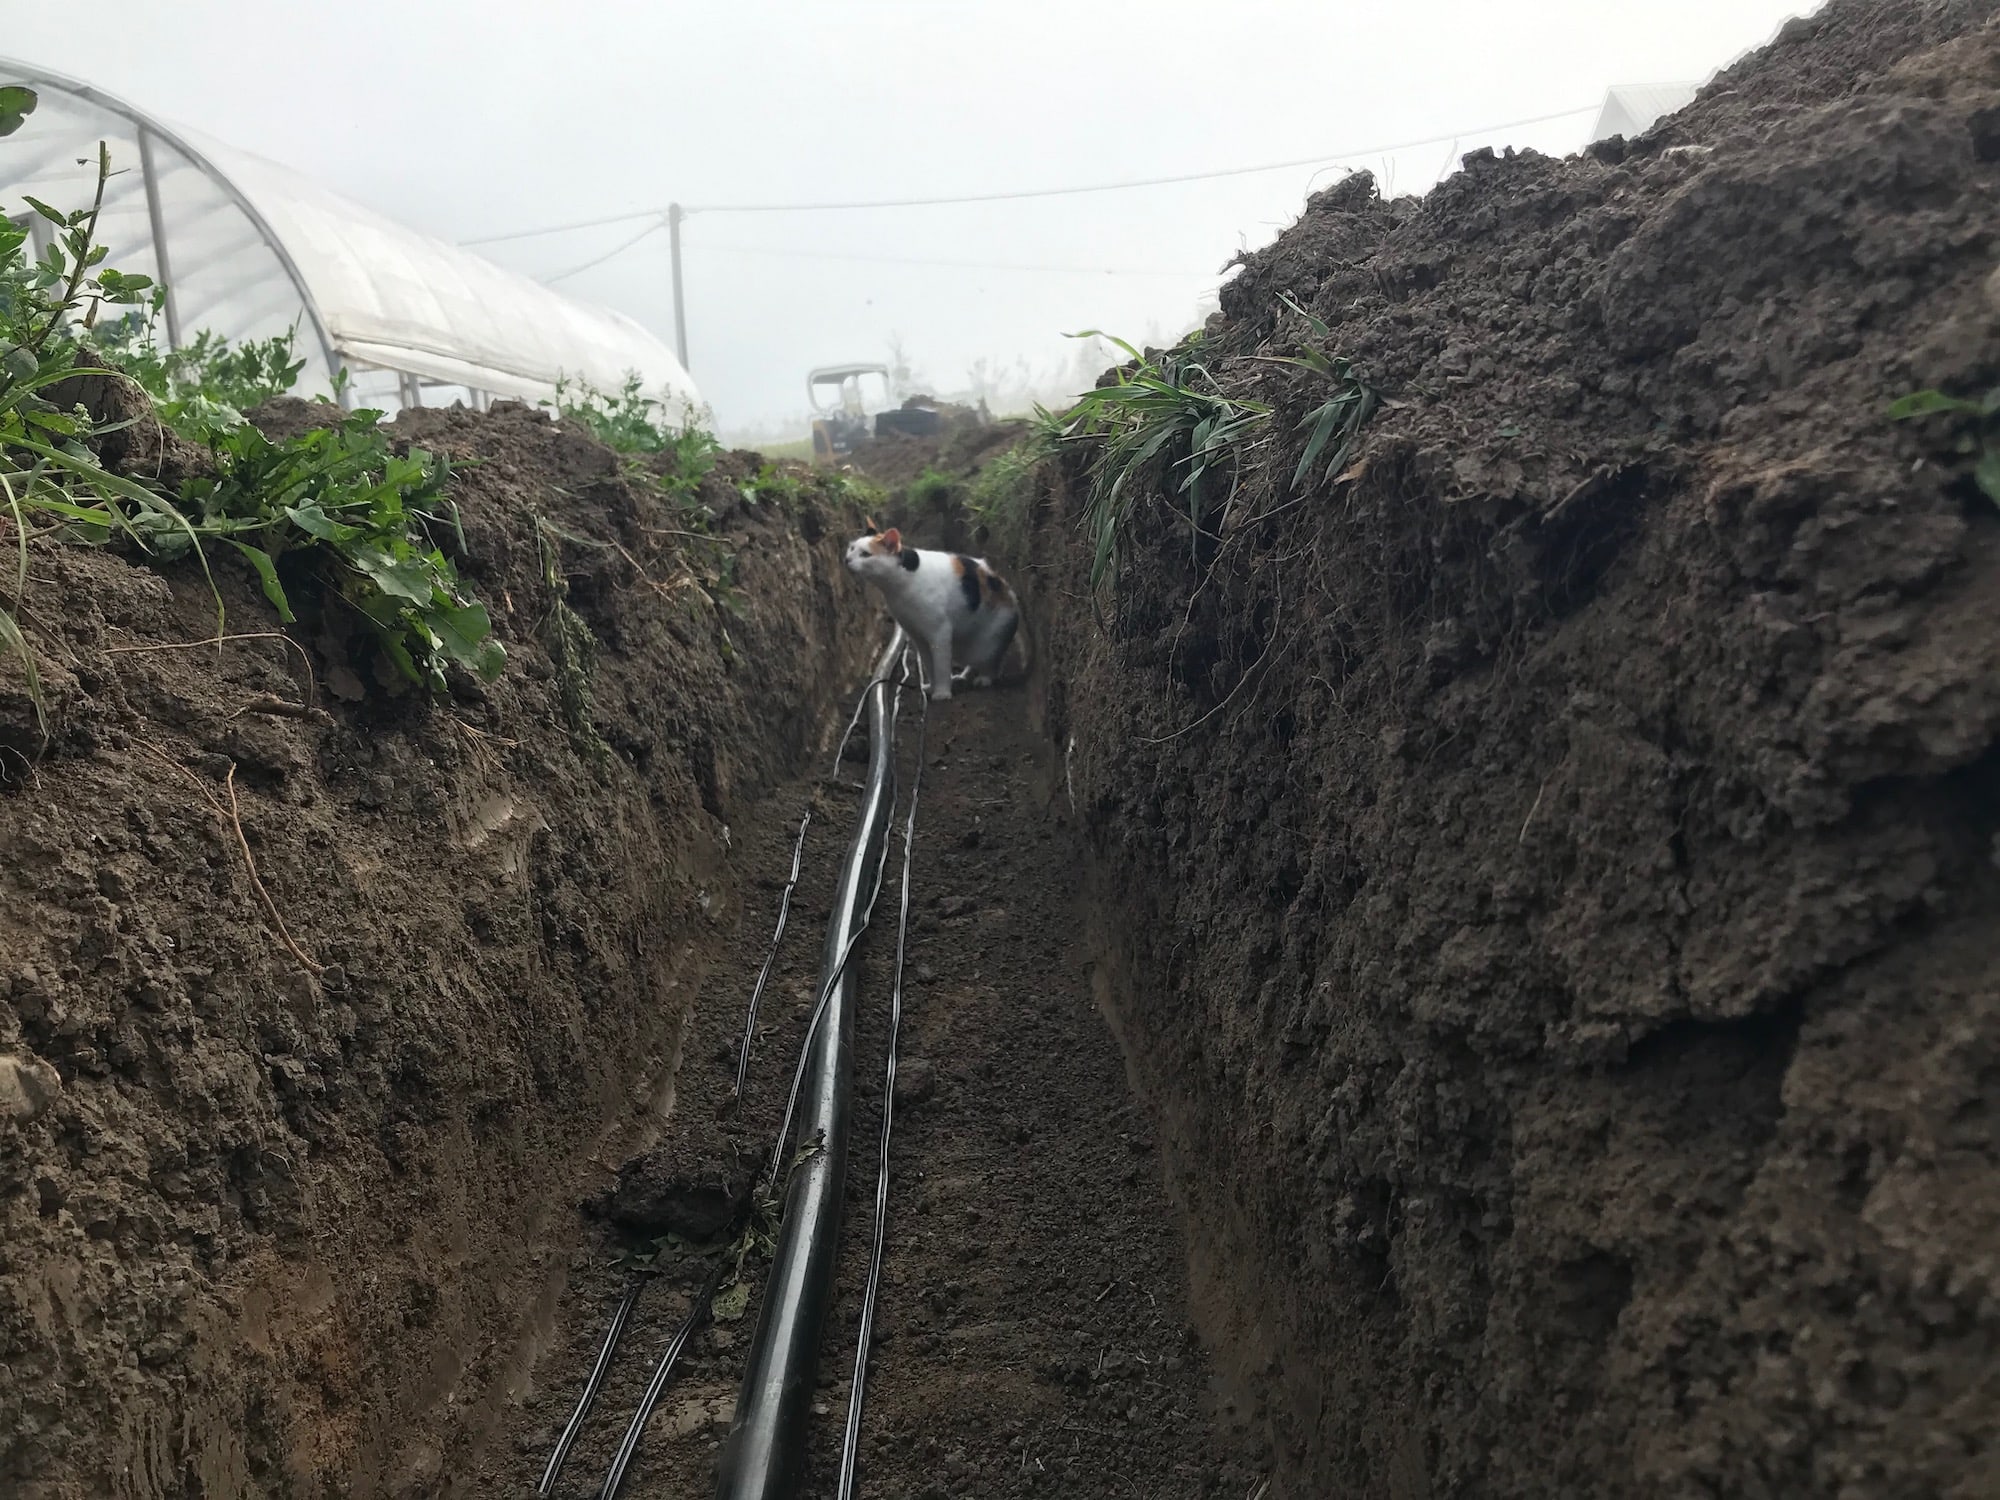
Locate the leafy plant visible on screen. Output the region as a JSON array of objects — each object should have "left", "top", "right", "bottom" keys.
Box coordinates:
[
  {"left": 0, "top": 107, "right": 503, "bottom": 725},
  {"left": 1053, "top": 331, "right": 1271, "bottom": 588},
  {"left": 739, "top": 461, "right": 803, "bottom": 510},
  {"left": 94, "top": 313, "right": 306, "bottom": 437},
  {"left": 553, "top": 372, "right": 678, "bottom": 455},
  {"left": 184, "top": 417, "right": 502, "bottom": 690},
  {"left": 554, "top": 371, "right": 722, "bottom": 516},
  {"left": 964, "top": 442, "right": 1043, "bottom": 559},
  {"left": 1, "top": 127, "right": 172, "bottom": 730},
  {"left": 1890, "top": 386, "right": 2000, "bottom": 508},
  {"left": 0, "top": 86, "right": 36, "bottom": 138}
]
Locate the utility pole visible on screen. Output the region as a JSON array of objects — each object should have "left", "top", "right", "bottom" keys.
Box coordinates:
[{"left": 667, "top": 202, "right": 688, "bottom": 371}]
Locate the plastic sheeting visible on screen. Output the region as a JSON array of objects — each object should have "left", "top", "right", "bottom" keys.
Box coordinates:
[
  {"left": 1591, "top": 83, "right": 1702, "bottom": 144},
  {"left": 0, "top": 58, "right": 701, "bottom": 418}
]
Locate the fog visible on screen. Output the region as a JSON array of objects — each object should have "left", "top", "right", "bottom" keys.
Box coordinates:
[{"left": 6, "top": 0, "right": 1820, "bottom": 441}]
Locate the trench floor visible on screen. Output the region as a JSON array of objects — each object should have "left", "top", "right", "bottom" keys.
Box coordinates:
[{"left": 467, "top": 676, "right": 1271, "bottom": 1499}]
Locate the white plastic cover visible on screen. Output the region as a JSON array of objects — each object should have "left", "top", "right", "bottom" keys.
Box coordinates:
[
  {"left": 1591, "top": 83, "right": 1702, "bottom": 144},
  {"left": 0, "top": 58, "right": 702, "bottom": 420}
]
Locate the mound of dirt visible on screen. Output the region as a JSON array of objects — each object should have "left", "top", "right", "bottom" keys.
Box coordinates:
[
  {"left": 1031, "top": 2, "right": 2000, "bottom": 1496},
  {"left": 0, "top": 400, "right": 876, "bottom": 1497},
  {"left": 841, "top": 404, "right": 1025, "bottom": 492}
]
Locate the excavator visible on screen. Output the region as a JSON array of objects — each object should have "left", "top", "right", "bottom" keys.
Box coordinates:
[{"left": 807, "top": 363, "right": 940, "bottom": 462}]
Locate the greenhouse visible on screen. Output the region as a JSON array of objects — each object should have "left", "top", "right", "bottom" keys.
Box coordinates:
[{"left": 0, "top": 58, "right": 702, "bottom": 418}]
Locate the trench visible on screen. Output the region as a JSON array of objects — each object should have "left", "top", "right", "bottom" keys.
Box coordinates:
[
  {"left": 466, "top": 649, "right": 1274, "bottom": 1500},
  {"left": 11, "top": 9, "right": 2000, "bottom": 1499}
]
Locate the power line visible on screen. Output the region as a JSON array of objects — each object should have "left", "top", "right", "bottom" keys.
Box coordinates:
[
  {"left": 542, "top": 217, "right": 665, "bottom": 283},
  {"left": 686, "top": 241, "right": 1215, "bottom": 279},
  {"left": 463, "top": 103, "right": 1599, "bottom": 246},
  {"left": 531, "top": 233, "right": 1209, "bottom": 286}
]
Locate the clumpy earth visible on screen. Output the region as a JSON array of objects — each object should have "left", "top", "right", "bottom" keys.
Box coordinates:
[
  {"left": 0, "top": 398, "right": 878, "bottom": 1497},
  {"left": 1030, "top": 2, "right": 2000, "bottom": 1496}
]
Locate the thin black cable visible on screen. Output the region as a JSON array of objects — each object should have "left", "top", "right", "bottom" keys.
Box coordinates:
[
  {"left": 537, "top": 1278, "right": 644, "bottom": 1498},
  {"left": 836, "top": 645, "right": 927, "bottom": 1500},
  {"left": 595, "top": 1260, "right": 729, "bottom": 1500},
  {"left": 460, "top": 103, "right": 1601, "bottom": 245}
]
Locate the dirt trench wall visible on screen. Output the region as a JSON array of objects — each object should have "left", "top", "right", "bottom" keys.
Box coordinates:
[
  {"left": 1032, "top": 4, "right": 2000, "bottom": 1497},
  {"left": 0, "top": 403, "right": 878, "bottom": 1498}
]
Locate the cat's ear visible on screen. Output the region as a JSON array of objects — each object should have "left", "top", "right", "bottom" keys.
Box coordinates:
[{"left": 880, "top": 527, "right": 902, "bottom": 551}]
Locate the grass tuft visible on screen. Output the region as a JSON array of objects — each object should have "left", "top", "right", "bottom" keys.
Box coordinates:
[{"left": 1052, "top": 331, "right": 1271, "bottom": 589}]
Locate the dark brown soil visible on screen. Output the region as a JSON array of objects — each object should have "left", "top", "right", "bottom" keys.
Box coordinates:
[
  {"left": 842, "top": 413, "right": 1033, "bottom": 553},
  {"left": 838, "top": 401, "right": 1014, "bottom": 492},
  {"left": 1030, "top": 3, "right": 2000, "bottom": 1497},
  {"left": 0, "top": 401, "right": 877, "bottom": 1498},
  {"left": 474, "top": 674, "right": 1270, "bottom": 1499}
]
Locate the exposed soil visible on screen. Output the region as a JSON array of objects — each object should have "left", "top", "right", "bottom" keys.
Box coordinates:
[
  {"left": 9, "top": 3, "right": 2000, "bottom": 1497},
  {"left": 473, "top": 673, "right": 1270, "bottom": 1499},
  {"left": 0, "top": 401, "right": 877, "bottom": 1498},
  {"left": 1030, "top": 3, "right": 2000, "bottom": 1497},
  {"left": 838, "top": 400, "right": 1015, "bottom": 493}
]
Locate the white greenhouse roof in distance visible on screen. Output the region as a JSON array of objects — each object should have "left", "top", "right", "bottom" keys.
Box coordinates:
[
  {"left": 1591, "top": 83, "right": 1702, "bottom": 144},
  {"left": 0, "top": 59, "right": 701, "bottom": 417}
]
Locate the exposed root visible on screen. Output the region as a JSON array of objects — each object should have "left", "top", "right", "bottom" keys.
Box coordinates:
[
  {"left": 104, "top": 630, "right": 320, "bottom": 712},
  {"left": 137, "top": 741, "right": 323, "bottom": 979}
]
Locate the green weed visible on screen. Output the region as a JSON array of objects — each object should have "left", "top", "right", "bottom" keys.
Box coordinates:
[
  {"left": 1254, "top": 292, "right": 1379, "bottom": 491},
  {"left": 1053, "top": 331, "right": 1271, "bottom": 589},
  {"left": 94, "top": 314, "right": 306, "bottom": 437},
  {"left": 1, "top": 131, "right": 172, "bottom": 730},
  {"left": 1890, "top": 386, "right": 2000, "bottom": 508},
  {"left": 909, "top": 466, "right": 955, "bottom": 512},
  {"left": 184, "top": 417, "right": 502, "bottom": 692},
  {"left": 739, "top": 461, "right": 804, "bottom": 510},
  {"left": 964, "top": 443, "right": 1042, "bottom": 560}
]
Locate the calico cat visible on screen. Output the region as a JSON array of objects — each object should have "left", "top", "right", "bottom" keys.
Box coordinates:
[{"left": 843, "top": 525, "right": 1028, "bottom": 700}]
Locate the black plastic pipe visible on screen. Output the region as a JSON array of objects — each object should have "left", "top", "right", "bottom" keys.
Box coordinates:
[{"left": 714, "top": 630, "right": 906, "bottom": 1500}]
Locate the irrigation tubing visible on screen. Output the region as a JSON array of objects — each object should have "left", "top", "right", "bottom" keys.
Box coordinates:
[
  {"left": 715, "top": 629, "right": 908, "bottom": 1500},
  {"left": 596, "top": 1261, "right": 730, "bottom": 1500},
  {"left": 536, "top": 1278, "right": 644, "bottom": 1498},
  {"left": 731, "top": 646, "right": 918, "bottom": 1099},
  {"left": 836, "top": 663, "right": 929, "bottom": 1500}
]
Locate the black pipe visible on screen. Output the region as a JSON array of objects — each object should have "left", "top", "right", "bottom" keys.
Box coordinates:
[
  {"left": 838, "top": 676, "right": 929, "bottom": 1499},
  {"left": 714, "top": 629, "right": 906, "bottom": 1500}
]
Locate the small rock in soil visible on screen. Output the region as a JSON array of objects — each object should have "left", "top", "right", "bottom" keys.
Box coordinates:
[{"left": 0, "top": 1052, "right": 62, "bottom": 1123}]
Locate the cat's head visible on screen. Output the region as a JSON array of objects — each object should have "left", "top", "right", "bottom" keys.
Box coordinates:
[{"left": 844, "top": 525, "right": 906, "bottom": 577}]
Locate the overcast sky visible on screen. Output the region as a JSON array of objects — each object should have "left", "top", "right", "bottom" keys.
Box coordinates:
[{"left": 6, "top": 1, "right": 1820, "bottom": 436}]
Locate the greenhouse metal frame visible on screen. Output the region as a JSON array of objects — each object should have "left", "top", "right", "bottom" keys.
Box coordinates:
[{"left": 0, "top": 58, "right": 702, "bottom": 419}]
